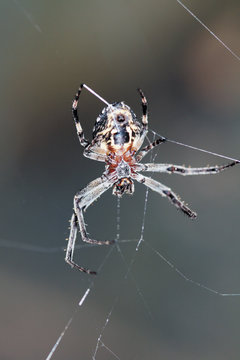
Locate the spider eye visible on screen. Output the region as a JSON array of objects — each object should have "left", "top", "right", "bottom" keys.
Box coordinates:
[{"left": 116, "top": 114, "right": 125, "bottom": 123}]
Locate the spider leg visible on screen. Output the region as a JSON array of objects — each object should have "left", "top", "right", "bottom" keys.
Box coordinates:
[
  {"left": 134, "top": 173, "right": 197, "bottom": 218},
  {"left": 65, "top": 175, "right": 114, "bottom": 273},
  {"left": 65, "top": 213, "right": 97, "bottom": 274},
  {"left": 74, "top": 175, "right": 115, "bottom": 245},
  {"left": 72, "top": 84, "right": 90, "bottom": 148},
  {"left": 137, "top": 88, "right": 148, "bottom": 128},
  {"left": 136, "top": 136, "right": 166, "bottom": 162},
  {"left": 133, "top": 89, "right": 149, "bottom": 152},
  {"left": 83, "top": 143, "right": 106, "bottom": 162},
  {"left": 137, "top": 161, "right": 239, "bottom": 174}
]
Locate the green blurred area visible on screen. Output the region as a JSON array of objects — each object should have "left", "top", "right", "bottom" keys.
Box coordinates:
[{"left": 0, "top": 1, "right": 240, "bottom": 359}]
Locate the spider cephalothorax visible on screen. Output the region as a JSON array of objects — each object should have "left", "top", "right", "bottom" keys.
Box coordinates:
[{"left": 65, "top": 83, "right": 238, "bottom": 274}]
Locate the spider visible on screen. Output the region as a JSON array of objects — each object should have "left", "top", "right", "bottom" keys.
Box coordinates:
[{"left": 65, "top": 83, "right": 238, "bottom": 275}]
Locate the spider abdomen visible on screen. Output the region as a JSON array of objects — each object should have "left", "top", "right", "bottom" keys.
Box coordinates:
[
  {"left": 113, "top": 127, "right": 130, "bottom": 145},
  {"left": 91, "top": 101, "right": 143, "bottom": 157}
]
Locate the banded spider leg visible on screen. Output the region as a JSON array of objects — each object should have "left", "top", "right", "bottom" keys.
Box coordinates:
[{"left": 65, "top": 175, "right": 114, "bottom": 274}]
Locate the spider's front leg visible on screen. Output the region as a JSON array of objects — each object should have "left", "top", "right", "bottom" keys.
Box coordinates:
[{"left": 65, "top": 175, "right": 114, "bottom": 274}]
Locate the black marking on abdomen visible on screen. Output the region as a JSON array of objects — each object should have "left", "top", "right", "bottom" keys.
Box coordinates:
[{"left": 114, "top": 128, "right": 130, "bottom": 145}]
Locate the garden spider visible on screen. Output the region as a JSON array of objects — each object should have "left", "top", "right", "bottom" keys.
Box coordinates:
[{"left": 65, "top": 84, "right": 238, "bottom": 275}]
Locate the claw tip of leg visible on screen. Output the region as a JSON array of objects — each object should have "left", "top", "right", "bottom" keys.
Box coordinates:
[{"left": 89, "top": 271, "right": 97, "bottom": 275}]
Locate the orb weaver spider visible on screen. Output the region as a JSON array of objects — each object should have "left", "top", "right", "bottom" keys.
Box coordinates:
[{"left": 65, "top": 84, "right": 238, "bottom": 274}]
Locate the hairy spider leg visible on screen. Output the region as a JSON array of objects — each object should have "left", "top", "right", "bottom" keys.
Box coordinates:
[
  {"left": 136, "top": 137, "right": 166, "bottom": 162},
  {"left": 136, "top": 89, "right": 167, "bottom": 162},
  {"left": 72, "top": 84, "right": 90, "bottom": 147},
  {"left": 137, "top": 161, "right": 239, "bottom": 175},
  {"left": 72, "top": 84, "right": 109, "bottom": 162},
  {"left": 132, "top": 88, "right": 149, "bottom": 153},
  {"left": 74, "top": 175, "right": 115, "bottom": 244},
  {"left": 134, "top": 173, "right": 197, "bottom": 218},
  {"left": 65, "top": 213, "right": 97, "bottom": 274},
  {"left": 66, "top": 176, "right": 115, "bottom": 274},
  {"left": 137, "top": 88, "right": 148, "bottom": 128}
]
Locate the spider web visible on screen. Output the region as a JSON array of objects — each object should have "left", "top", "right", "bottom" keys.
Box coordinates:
[
  {"left": 1, "top": 1, "right": 240, "bottom": 359},
  {"left": 2, "top": 123, "right": 239, "bottom": 359},
  {"left": 46, "top": 3, "right": 240, "bottom": 358},
  {"left": 3, "top": 132, "right": 240, "bottom": 360}
]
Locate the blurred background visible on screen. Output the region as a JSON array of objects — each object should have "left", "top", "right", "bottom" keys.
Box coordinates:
[{"left": 1, "top": 0, "right": 240, "bottom": 359}]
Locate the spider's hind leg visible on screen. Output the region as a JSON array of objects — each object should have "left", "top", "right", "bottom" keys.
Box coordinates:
[
  {"left": 134, "top": 173, "right": 197, "bottom": 219},
  {"left": 74, "top": 175, "right": 115, "bottom": 245},
  {"left": 65, "top": 213, "right": 97, "bottom": 275},
  {"left": 65, "top": 176, "right": 115, "bottom": 274}
]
